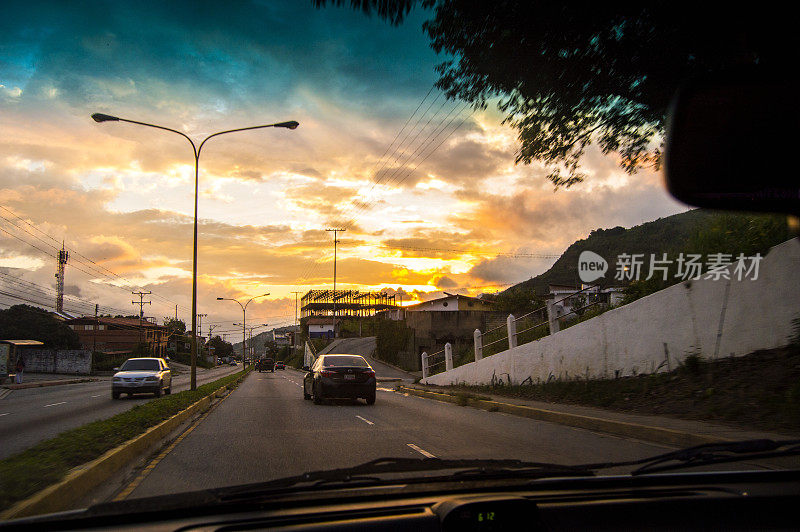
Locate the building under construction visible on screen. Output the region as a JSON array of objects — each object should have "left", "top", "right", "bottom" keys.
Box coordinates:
[{"left": 300, "top": 290, "right": 398, "bottom": 319}]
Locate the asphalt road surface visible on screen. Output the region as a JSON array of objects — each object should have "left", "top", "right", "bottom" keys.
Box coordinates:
[
  {"left": 0, "top": 364, "right": 242, "bottom": 460},
  {"left": 122, "top": 369, "right": 672, "bottom": 500}
]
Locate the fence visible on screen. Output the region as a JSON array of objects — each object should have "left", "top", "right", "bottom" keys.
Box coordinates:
[
  {"left": 475, "top": 285, "right": 607, "bottom": 361},
  {"left": 421, "top": 343, "right": 452, "bottom": 379}
]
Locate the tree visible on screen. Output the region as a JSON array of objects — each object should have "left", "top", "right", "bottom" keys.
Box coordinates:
[
  {"left": 315, "top": 1, "right": 794, "bottom": 186},
  {"left": 163, "top": 317, "right": 186, "bottom": 336},
  {"left": 208, "top": 335, "right": 234, "bottom": 358},
  {"left": 0, "top": 304, "right": 81, "bottom": 349}
]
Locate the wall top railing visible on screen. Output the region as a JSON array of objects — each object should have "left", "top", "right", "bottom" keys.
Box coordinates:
[{"left": 422, "top": 285, "right": 612, "bottom": 381}]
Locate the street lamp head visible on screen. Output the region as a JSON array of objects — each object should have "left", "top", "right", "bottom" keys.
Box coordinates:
[
  {"left": 91, "top": 113, "right": 120, "bottom": 123},
  {"left": 274, "top": 121, "right": 299, "bottom": 130},
  {"left": 216, "top": 297, "right": 224, "bottom": 300}
]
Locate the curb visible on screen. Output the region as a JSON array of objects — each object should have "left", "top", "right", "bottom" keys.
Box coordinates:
[
  {"left": 1, "top": 370, "right": 251, "bottom": 520},
  {"left": 3, "top": 378, "right": 98, "bottom": 390},
  {"left": 397, "top": 385, "right": 730, "bottom": 448}
]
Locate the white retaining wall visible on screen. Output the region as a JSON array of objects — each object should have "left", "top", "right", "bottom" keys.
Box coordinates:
[
  {"left": 17, "top": 349, "right": 93, "bottom": 375},
  {"left": 424, "top": 239, "right": 800, "bottom": 386}
]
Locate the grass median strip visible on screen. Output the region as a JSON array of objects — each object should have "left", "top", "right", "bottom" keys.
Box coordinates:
[{"left": 0, "top": 368, "right": 250, "bottom": 512}]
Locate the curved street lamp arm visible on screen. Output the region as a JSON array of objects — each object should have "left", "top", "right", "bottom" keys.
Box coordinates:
[
  {"left": 114, "top": 118, "right": 198, "bottom": 158},
  {"left": 197, "top": 123, "right": 293, "bottom": 158}
]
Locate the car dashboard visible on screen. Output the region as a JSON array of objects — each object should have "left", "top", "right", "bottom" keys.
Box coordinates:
[{"left": 3, "top": 470, "right": 798, "bottom": 531}]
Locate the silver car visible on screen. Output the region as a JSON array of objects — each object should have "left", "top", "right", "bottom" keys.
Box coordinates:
[{"left": 112, "top": 357, "right": 172, "bottom": 399}]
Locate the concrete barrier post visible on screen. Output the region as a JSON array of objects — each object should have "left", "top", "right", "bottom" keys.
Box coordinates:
[
  {"left": 474, "top": 329, "right": 483, "bottom": 361},
  {"left": 445, "top": 343, "right": 453, "bottom": 371},
  {"left": 507, "top": 314, "right": 518, "bottom": 349},
  {"left": 421, "top": 352, "right": 428, "bottom": 379},
  {"left": 546, "top": 299, "right": 560, "bottom": 334}
]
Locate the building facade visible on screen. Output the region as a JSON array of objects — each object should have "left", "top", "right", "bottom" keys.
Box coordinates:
[{"left": 65, "top": 317, "right": 169, "bottom": 356}]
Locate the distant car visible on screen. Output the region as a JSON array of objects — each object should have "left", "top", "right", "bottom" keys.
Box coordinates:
[
  {"left": 229, "top": 360, "right": 237, "bottom": 366},
  {"left": 275, "top": 361, "right": 285, "bottom": 370},
  {"left": 303, "top": 354, "right": 376, "bottom": 405},
  {"left": 112, "top": 357, "right": 172, "bottom": 399},
  {"left": 258, "top": 358, "right": 275, "bottom": 372}
]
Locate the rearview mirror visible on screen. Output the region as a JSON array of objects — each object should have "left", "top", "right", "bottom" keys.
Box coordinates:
[
  {"left": 665, "top": 69, "right": 799, "bottom": 215},
  {"left": 113, "top": 367, "right": 120, "bottom": 371}
]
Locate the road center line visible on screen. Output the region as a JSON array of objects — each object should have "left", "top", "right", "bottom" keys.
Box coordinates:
[
  {"left": 355, "top": 415, "right": 374, "bottom": 425},
  {"left": 407, "top": 443, "right": 436, "bottom": 458},
  {"left": 0, "top": 412, "right": 10, "bottom": 417},
  {"left": 43, "top": 401, "right": 67, "bottom": 408}
]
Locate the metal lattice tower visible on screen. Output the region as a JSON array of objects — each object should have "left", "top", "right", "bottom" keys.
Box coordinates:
[{"left": 55, "top": 242, "right": 69, "bottom": 313}]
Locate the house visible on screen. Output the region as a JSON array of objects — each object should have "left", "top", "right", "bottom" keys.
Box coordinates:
[
  {"left": 65, "top": 316, "right": 169, "bottom": 356},
  {"left": 306, "top": 317, "right": 339, "bottom": 339},
  {"left": 404, "top": 293, "right": 495, "bottom": 312},
  {"left": 548, "top": 284, "right": 625, "bottom": 319}
]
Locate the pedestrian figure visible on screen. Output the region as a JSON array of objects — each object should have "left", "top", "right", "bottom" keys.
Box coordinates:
[{"left": 14, "top": 356, "right": 24, "bottom": 384}]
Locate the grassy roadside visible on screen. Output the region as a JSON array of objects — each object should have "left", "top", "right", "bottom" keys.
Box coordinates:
[
  {"left": 434, "top": 345, "right": 800, "bottom": 435},
  {"left": 0, "top": 368, "right": 250, "bottom": 512}
]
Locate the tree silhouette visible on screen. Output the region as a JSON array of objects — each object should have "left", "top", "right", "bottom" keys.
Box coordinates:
[{"left": 315, "top": 1, "right": 793, "bottom": 186}]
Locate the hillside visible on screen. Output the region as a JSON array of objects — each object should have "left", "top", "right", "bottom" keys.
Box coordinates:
[{"left": 503, "top": 209, "right": 791, "bottom": 297}]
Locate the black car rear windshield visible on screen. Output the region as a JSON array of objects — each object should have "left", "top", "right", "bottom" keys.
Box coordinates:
[
  {"left": 323, "top": 356, "right": 369, "bottom": 367},
  {"left": 120, "top": 359, "right": 160, "bottom": 371}
]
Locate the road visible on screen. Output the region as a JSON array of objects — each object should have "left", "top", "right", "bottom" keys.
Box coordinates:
[
  {"left": 121, "top": 369, "right": 672, "bottom": 500},
  {"left": 0, "top": 364, "right": 243, "bottom": 460}
]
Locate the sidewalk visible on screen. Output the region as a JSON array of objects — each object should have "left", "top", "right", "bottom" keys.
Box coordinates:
[
  {"left": 3, "top": 372, "right": 100, "bottom": 390},
  {"left": 402, "top": 383, "right": 796, "bottom": 448}
]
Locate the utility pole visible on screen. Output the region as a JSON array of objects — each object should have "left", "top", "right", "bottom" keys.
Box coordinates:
[
  {"left": 325, "top": 228, "right": 345, "bottom": 337},
  {"left": 55, "top": 242, "right": 69, "bottom": 313},
  {"left": 197, "top": 313, "right": 207, "bottom": 358},
  {"left": 93, "top": 303, "right": 98, "bottom": 353},
  {"left": 291, "top": 291, "right": 301, "bottom": 352},
  {"left": 196, "top": 313, "right": 207, "bottom": 340},
  {"left": 175, "top": 305, "right": 178, "bottom": 321},
  {"left": 132, "top": 291, "right": 151, "bottom": 348}
]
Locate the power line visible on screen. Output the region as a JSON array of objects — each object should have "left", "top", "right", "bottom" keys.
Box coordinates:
[
  {"left": 0, "top": 206, "right": 190, "bottom": 312},
  {"left": 381, "top": 244, "right": 561, "bottom": 259}
]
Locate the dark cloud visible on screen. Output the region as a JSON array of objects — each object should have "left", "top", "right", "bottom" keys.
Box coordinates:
[{"left": 432, "top": 275, "right": 457, "bottom": 288}]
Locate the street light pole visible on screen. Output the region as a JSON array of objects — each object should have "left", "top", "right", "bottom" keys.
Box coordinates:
[
  {"left": 217, "top": 294, "right": 269, "bottom": 369},
  {"left": 92, "top": 113, "right": 298, "bottom": 389}
]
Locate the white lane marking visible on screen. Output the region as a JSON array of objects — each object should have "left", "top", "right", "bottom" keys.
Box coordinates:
[
  {"left": 355, "top": 415, "right": 374, "bottom": 425},
  {"left": 43, "top": 401, "right": 67, "bottom": 408},
  {"left": 90, "top": 394, "right": 102, "bottom": 398},
  {"left": 281, "top": 376, "right": 303, "bottom": 388},
  {"left": 407, "top": 443, "right": 436, "bottom": 458},
  {"left": 0, "top": 412, "right": 10, "bottom": 417}
]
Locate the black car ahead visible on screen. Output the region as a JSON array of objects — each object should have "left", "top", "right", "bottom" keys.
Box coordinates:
[
  {"left": 258, "top": 358, "right": 275, "bottom": 372},
  {"left": 303, "top": 354, "right": 376, "bottom": 405}
]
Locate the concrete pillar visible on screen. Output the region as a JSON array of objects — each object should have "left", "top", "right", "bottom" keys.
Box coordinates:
[
  {"left": 546, "top": 299, "right": 560, "bottom": 334},
  {"left": 421, "top": 352, "right": 428, "bottom": 379},
  {"left": 474, "top": 329, "right": 483, "bottom": 361},
  {"left": 507, "top": 314, "right": 517, "bottom": 349},
  {"left": 445, "top": 343, "right": 453, "bottom": 371}
]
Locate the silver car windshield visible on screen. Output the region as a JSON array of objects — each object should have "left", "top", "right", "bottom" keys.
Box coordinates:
[{"left": 120, "top": 360, "right": 160, "bottom": 372}]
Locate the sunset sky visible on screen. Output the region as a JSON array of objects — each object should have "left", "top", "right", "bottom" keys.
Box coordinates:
[{"left": 0, "top": 1, "right": 688, "bottom": 332}]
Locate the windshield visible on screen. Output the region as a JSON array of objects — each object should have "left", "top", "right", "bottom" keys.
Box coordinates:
[
  {"left": 119, "top": 360, "right": 161, "bottom": 372},
  {"left": 0, "top": 0, "right": 797, "bottom": 522},
  {"left": 323, "top": 355, "right": 370, "bottom": 367}
]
